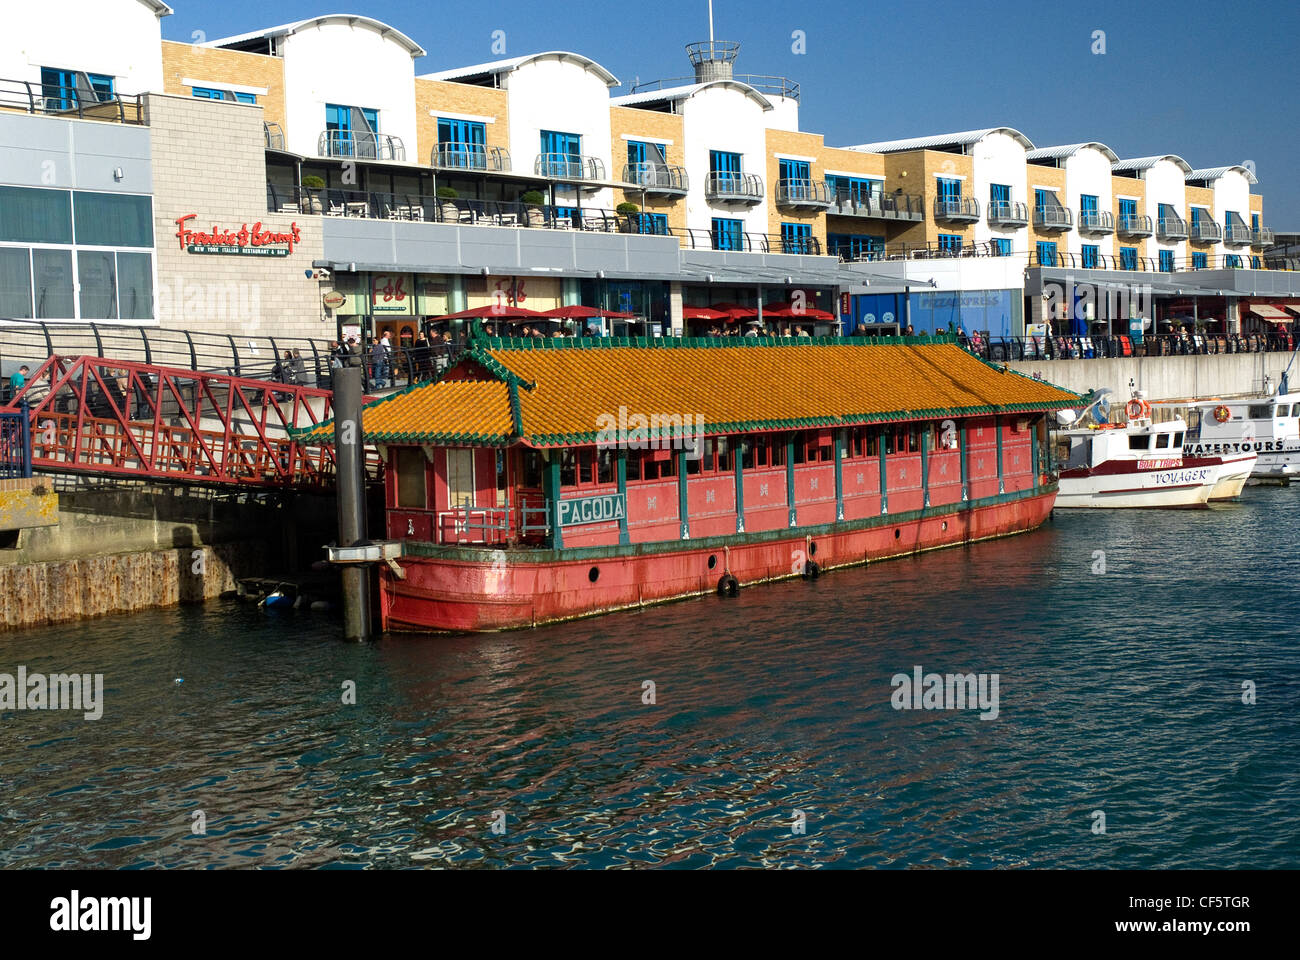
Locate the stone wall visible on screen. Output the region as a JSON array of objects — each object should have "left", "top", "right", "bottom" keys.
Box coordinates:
[{"left": 1008, "top": 352, "right": 1291, "bottom": 403}]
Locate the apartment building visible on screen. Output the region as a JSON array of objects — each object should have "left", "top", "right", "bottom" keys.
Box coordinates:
[{"left": 1, "top": 0, "right": 1294, "bottom": 344}]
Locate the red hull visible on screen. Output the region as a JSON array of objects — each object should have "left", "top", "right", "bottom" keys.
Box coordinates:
[{"left": 379, "top": 489, "right": 1057, "bottom": 633}]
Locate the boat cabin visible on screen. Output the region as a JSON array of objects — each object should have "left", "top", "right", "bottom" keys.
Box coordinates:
[
  {"left": 317, "top": 335, "right": 1079, "bottom": 552},
  {"left": 1057, "top": 418, "right": 1188, "bottom": 472}
]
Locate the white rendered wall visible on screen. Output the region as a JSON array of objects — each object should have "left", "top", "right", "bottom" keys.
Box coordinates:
[
  {"left": 971, "top": 131, "right": 1028, "bottom": 252},
  {"left": 1062, "top": 148, "right": 1114, "bottom": 258},
  {"left": 681, "top": 87, "right": 771, "bottom": 236},
  {"left": 0, "top": 0, "right": 165, "bottom": 95},
  {"left": 1144, "top": 159, "right": 1187, "bottom": 266},
  {"left": 506, "top": 58, "right": 614, "bottom": 210},
  {"left": 763, "top": 96, "right": 799, "bottom": 132},
  {"left": 1211, "top": 170, "right": 1252, "bottom": 259},
  {"left": 280, "top": 22, "right": 418, "bottom": 160}
]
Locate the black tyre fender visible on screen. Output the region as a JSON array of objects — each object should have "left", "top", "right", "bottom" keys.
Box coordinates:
[
  {"left": 802, "top": 560, "right": 821, "bottom": 581},
  {"left": 717, "top": 574, "right": 739, "bottom": 598}
]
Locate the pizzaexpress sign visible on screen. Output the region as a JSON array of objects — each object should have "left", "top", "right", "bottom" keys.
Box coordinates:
[{"left": 557, "top": 493, "right": 626, "bottom": 527}]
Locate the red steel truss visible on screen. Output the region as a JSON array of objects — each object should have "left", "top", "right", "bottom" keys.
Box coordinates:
[{"left": 3, "top": 355, "right": 347, "bottom": 488}]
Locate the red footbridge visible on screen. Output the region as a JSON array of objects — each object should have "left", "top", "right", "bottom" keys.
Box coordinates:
[{"left": 0, "top": 323, "right": 455, "bottom": 489}]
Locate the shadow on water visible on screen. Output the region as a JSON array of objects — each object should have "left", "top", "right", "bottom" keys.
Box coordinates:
[{"left": 1, "top": 488, "right": 1297, "bottom": 868}]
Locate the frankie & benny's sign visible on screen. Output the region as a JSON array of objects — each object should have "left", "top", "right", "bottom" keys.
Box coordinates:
[{"left": 175, "top": 214, "right": 302, "bottom": 257}]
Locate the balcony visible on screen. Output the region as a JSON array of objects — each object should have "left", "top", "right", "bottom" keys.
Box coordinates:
[
  {"left": 705, "top": 171, "right": 765, "bottom": 204},
  {"left": 776, "top": 178, "right": 832, "bottom": 209},
  {"left": 986, "top": 200, "right": 1029, "bottom": 227},
  {"left": 1253, "top": 226, "right": 1275, "bottom": 247},
  {"left": 828, "top": 191, "right": 925, "bottom": 222},
  {"left": 622, "top": 162, "right": 689, "bottom": 196},
  {"left": 1190, "top": 219, "right": 1223, "bottom": 243},
  {"left": 318, "top": 130, "right": 407, "bottom": 162},
  {"left": 934, "top": 197, "right": 980, "bottom": 222},
  {"left": 1034, "top": 205, "right": 1073, "bottom": 231},
  {"left": 1116, "top": 214, "right": 1153, "bottom": 238},
  {"left": 681, "top": 228, "right": 823, "bottom": 255},
  {"left": 1157, "top": 216, "right": 1188, "bottom": 241},
  {"left": 432, "top": 143, "right": 511, "bottom": 173},
  {"left": 1224, "top": 223, "right": 1252, "bottom": 246},
  {"left": 263, "top": 122, "right": 285, "bottom": 151},
  {"left": 0, "top": 76, "right": 144, "bottom": 125},
  {"left": 534, "top": 154, "right": 607, "bottom": 185},
  {"left": 1078, "top": 210, "right": 1115, "bottom": 235}
]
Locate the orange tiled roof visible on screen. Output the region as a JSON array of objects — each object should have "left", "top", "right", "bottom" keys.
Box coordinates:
[{"left": 297, "top": 337, "right": 1080, "bottom": 446}]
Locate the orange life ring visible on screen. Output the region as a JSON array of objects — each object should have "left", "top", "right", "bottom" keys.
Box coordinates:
[
  {"left": 1125, "top": 398, "right": 1150, "bottom": 421},
  {"left": 1213, "top": 404, "right": 1231, "bottom": 424}
]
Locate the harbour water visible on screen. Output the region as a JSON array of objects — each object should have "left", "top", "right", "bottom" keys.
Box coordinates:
[{"left": 1, "top": 490, "right": 1297, "bottom": 869}]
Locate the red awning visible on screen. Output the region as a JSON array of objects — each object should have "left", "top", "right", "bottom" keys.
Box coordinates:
[
  {"left": 682, "top": 306, "right": 730, "bottom": 321},
  {"left": 541, "top": 305, "right": 636, "bottom": 319},
  {"left": 432, "top": 305, "right": 550, "bottom": 320}
]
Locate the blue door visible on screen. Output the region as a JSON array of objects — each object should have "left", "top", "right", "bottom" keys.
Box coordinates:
[
  {"left": 712, "top": 217, "right": 744, "bottom": 251},
  {"left": 438, "top": 118, "right": 486, "bottom": 168},
  {"left": 541, "top": 130, "right": 581, "bottom": 178},
  {"left": 781, "top": 222, "right": 812, "bottom": 253},
  {"left": 710, "top": 150, "right": 742, "bottom": 193},
  {"left": 779, "top": 159, "right": 810, "bottom": 200}
]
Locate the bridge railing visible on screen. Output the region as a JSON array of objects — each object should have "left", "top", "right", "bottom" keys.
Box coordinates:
[{"left": 0, "top": 403, "right": 32, "bottom": 479}]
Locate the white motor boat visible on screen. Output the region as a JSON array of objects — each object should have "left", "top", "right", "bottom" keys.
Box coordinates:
[
  {"left": 1054, "top": 393, "right": 1256, "bottom": 508},
  {"left": 1171, "top": 391, "right": 1300, "bottom": 482}
]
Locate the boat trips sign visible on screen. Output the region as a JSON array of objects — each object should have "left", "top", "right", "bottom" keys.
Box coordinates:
[{"left": 558, "top": 493, "right": 625, "bottom": 527}]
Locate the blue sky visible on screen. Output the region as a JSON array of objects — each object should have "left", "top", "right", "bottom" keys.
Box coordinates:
[{"left": 166, "top": 0, "right": 1300, "bottom": 226}]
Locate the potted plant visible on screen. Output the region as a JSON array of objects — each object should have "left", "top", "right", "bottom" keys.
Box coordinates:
[
  {"left": 616, "top": 201, "right": 640, "bottom": 233},
  {"left": 521, "top": 190, "right": 546, "bottom": 227},
  {"left": 300, "top": 175, "right": 325, "bottom": 214},
  {"left": 436, "top": 185, "right": 459, "bottom": 223}
]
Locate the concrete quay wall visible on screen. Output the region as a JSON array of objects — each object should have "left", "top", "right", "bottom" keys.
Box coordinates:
[{"left": 1008, "top": 353, "right": 1293, "bottom": 403}]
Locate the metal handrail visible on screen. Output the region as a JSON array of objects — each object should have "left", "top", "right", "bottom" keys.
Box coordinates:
[
  {"left": 534, "top": 154, "right": 606, "bottom": 180},
  {"left": 682, "top": 228, "right": 823, "bottom": 255},
  {"left": 777, "top": 178, "right": 832, "bottom": 206},
  {"left": 622, "top": 162, "right": 689, "bottom": 192},
  {"left": 828, "top": 191, "right": 925, "bottom": 221},
  {"left": 431, "top": 143, "right": 511, "bottom": 172},
  {"left": 705, "top": 171, "right": 765, "bottom": 201},
  {"left": 317, "top": 130, "right": 406, "bottom": 162},
  {"left": 1253, "top": 227, "right": 1275, "bottom": 246},
  {"left": 1190, "top": 219, "right": 1223, "bottom": 242},
  {"left": 634, "top": 65, "right": 800, "bottom": 100},
  {"left": 1117, "top": 214, "right": 1153, "bottom": 235},
  {"left": 1157, "top": 216, "right": 1188, "bottom": 240},
  {"left": 964, "top": 332, "right": 1298, "bottom": 363},
  {"left": 0, "top": 76, "right": 144, "bottom": 125},
  {"left": 1224, "top": 224, "right": 1252, "bottom": 245},
  {"left": 1034, "top": 205, "right": 1074, "bottom": 229},
  {"left": 934, "top": 197, "right": 980, "bottom": 220},
  {"left": 987, "top": 200, "right": 1029, "bottom": 224},
  {"left": 1078, "top": 210, "right": 1115, "bottom": 233},
  {"left": 263, "top": 122, "right": 285, "bottom": 151}
]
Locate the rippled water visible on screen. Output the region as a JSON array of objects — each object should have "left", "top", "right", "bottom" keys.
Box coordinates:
[{"left": 2, "top": 490, "right": 1298, "bottom": 869}]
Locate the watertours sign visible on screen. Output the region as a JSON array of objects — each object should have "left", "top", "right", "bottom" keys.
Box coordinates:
[
  {"left": 558, "top": 493, "right": 626, "bottom": 527},
  {"left": 174, "top": 214, "right": 302, "bottom": 257}
]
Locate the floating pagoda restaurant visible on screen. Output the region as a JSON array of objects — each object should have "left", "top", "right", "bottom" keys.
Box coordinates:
[{"left": 304, "top": 336, "right": 1079, "bottom": 632}]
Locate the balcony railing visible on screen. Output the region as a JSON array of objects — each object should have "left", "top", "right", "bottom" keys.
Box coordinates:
[
  {"left": 633, "top": 68, "right": 800, "bottom": 101},
  {"left": 1078, "top": 210, "right": 1115, "bottom": 235},
  {"left": 682, "top": 229, "right": 823, "bottom": 255},
  {"left": 622, "top": 162, "right": 689, "bottom": 195},
  {"left": 986, "top": 200, "right": 1029, "bottom": 227},
  {"left": 0, "top": 76, "right": 144, "bottom": 124},
  {"left": 318, "top": 130, "right": 406, "bottom": 162},
  {"left": 934, "top": 197, "right": 980, "bottom": 221},
  {"left": 432, "top": 143, "right": 511, "bottom": 172},
  {"left": 263, "top": 122, "right": 285, "bottom": 151},
  {"left": 1190, "top": 219, "right": 1223, "bottom": 243},
  {"left": 1253, "top": 226, "right": 1275, "bottom": 246},
  {"left": 776, "top": 178, "right": 832, "bottom": 208},
  {"left": 1034, "top": 205, "right": 1073, "bottom": 230},
  {"left": 705, "top": 171, "right": 765, "bottom": 203},
  {"left": 827, "top": 191, "right": 925, "bottom": 221},
  {"left": 1157, "top": 216, "right": 1188, "bottom": 240},
  {"left": 534, "top": 154, "right": 607, "bottom": 182},
  {"left": 1116, "top": 214, "right": 1153, "bottom": 237},
  {"left": 1224, "top": 223, "right": 1252, "bottom": 246}
]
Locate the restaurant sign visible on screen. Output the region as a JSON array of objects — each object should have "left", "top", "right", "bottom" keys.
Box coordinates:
[
  {"left": 557, "top": 493, "right": 625, "bottom": 527},
  {"left": 175, "top": 214, "right": 302, "bottom": 257}
]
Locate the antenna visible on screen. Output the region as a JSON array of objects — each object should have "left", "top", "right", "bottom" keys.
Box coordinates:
[{"left": 708, "top": 0, "right": 715, "bottom": 43}]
